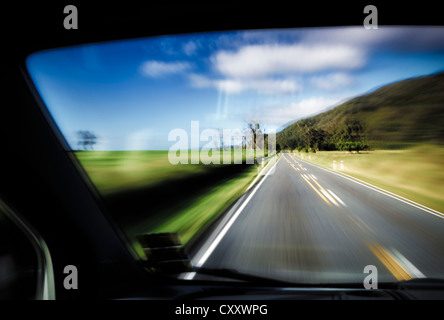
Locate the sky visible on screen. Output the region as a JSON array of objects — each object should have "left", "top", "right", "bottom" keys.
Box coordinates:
[{"left": 26, "top": 26, "right": 444, "bottom": 150}]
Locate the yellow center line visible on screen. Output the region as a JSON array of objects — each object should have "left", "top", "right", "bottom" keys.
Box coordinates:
[
  {"left": 308, "top": 175, "right": 340, "bottom": 207},
  {"left": 288, "top": 154, "right": 306, "bottom": 171},
  {"left": 287, "top": 155, "right": 340, "bottom": 206},
  {"left": 300, "top": 174, "right": 332, "bottom": 206},
  {"left": 282, "top": 154, "right": 294, "bottom": 166},
  {"left": 283, "top": 154, "right": 332, "bottom": 206},
  {"left": 287, "top": 152, "right": 413, "bottom": 282},
  {"left": 367, "top": 242, "right": 413, "bottom": 281}
]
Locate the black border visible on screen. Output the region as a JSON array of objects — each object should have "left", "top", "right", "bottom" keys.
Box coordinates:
[{"left": 2, "top": 0, "right": 444, "bottom": 311}]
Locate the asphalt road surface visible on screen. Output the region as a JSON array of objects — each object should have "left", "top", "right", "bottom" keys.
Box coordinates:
[{"left": 184, "top": 152, "right": 444, "bottom": 284}]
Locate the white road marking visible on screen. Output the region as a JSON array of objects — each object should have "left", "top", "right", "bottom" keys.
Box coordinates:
[
  {"left": 295, "top": 158, "right": 444, "bottom": 220},
  {"left": 320, "top": 189, "right": 340, "bottom": 207},
  {"left": 390, "top": 248, "right": 426, "bottom": 279},
  {"left": 327, "top": 189, "right": 347, "bottom": 207},
  {"left": 184, "top": 157, "right": 282, "bottom": 280},
  {"left": 246, "top": 155, "right": 277, "bottom": 191}
]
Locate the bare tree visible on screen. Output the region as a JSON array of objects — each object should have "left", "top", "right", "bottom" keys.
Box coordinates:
[
  {"left": 244, "top": 118, "right": 266, "bottom": 163},
  {"left": 77, "top": 130, "right": 97, "bottom": 150},
  {"left": 245, "top": 119, "right": 264, "bottom": 150}
]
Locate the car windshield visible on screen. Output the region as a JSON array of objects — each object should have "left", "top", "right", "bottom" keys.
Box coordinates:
[{"left": 25, "top": 26, "right": 444, "bottom": 285}]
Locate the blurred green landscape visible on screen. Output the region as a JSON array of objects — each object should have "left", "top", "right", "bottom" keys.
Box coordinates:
[
  {"left": 291, "top": 145, "right": 444, "bottom": 214},
  {"left": 76, "top": 149, "right": 269, "bottom": 195},
  {"left": 277, "top": 71, "right": 444, "bottom": 213},
  {"left": 75, "top": 149, "right": 274, "bottom": 256},
  {"left": 277, "top": 71, "right": 444, "bottom": 151},
  {"left": 74, "top": 72, "right": 444, "bottom": 258}
]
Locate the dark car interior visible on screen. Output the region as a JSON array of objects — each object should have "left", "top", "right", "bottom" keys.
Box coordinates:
[{"left": 2, "top": 2, "right": 444, "bottom": 308}]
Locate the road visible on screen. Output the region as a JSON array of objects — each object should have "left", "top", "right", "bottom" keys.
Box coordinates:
[{"left": 184, "top": 152, "right": 444, "bottom": 284}]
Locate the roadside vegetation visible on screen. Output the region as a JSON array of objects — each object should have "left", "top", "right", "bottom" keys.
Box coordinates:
[
  {"left": 75, "top": 149, "right": 276, "bottom": 257},
  {"left": 277, "top": 71, "right": 444, "bottom": 152},
  {"left": 74, "top": 72, "right": 444, "bottom": 257},
  {"left": 277, "top": 71, "right": 444, "bottom": 213},
  {"left": 289, "top": 145, "right": 444, "bottom": 214}
]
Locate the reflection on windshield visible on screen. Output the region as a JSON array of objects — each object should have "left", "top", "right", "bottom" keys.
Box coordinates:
[{"left": 26, "top": 26, "right": 444, "bottom": 285}]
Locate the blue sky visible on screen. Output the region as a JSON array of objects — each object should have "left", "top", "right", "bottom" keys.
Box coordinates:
[{"left": 26, "top": 26, "right": 444, "bottom": 150}]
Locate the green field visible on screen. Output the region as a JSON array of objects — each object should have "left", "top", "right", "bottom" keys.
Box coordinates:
[
  {"left": 74, "top": 145, "right": 444, "bottom": 260},
  {"left": 76, "top": 150, "right": 206, "bottom": 195},
  {"left": 290, "top": 145, "right": 444, "bottom": 214},
  {"left": 75, "top": 149, "right": 273, "bottom": 257},
  {"left": 75, "top": 149, "right": 268, "bottom": 195}
]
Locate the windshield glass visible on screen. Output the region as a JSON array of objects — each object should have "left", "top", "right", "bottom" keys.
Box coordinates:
[{"left": 26, "top": 26, "right": 444, "bottom": 285}]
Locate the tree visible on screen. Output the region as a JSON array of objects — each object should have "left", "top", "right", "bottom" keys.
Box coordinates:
[
  {"left": 77, "top": 130, "right": 97, "bottom": 150},
  {"left": 244, "top": 119, "right": 265, "bottom": 150},
  {"left": 334, "top": 120, "right": 368, "bottom": 152},
  {"left": 248, "top": 122, "right": 262, "bottom": 149},
  {"left": 244, "top": 119, "right": 266, "bottom": 161}
]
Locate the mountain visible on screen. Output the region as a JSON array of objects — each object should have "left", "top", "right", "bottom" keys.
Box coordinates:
[{"left": 277, "top": 71, "right": 444, "bottom": 150}]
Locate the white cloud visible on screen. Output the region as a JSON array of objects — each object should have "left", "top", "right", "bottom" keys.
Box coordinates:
[
  {"left": 215, "top": 79, "right": 245, "bottom": 94},
  {"left": 188, "top": 73, "right": 213, "bottom": 88},
  {"left": 183, "top": 41, "right": 200, "bottom": 56},
  {"left": 188, "top": 73, "right": 302, "bottom": 94},
  {"left": 301, "top": 26, "right": 444, "bottom": 52},
  {"left": 212, "top": 44, "right": 366, "bottom": 78},
  {"left": 310, "top": 73, "right": 354, "bottom": 91},
  {"left": 258, "top": 97, "right": 345, "bottom": 127},
  {"left": 215, "top": 78, "right": 302, "bottom": 94},
  {"left": 140, "top": 60, "right": 192, "bottom": 77}
]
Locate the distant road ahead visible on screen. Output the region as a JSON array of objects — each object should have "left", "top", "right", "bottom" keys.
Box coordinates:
[{"left": 186, "top": 152, "right": 444, "bottom": 284}]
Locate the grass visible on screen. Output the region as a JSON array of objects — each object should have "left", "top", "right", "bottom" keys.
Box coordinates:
[
  {"left": 152, "top": 167, "right": 258, "bottom": 242},
  {"left": 130, "top": 166, "right": 260, "bottom": 259},
  {"left": 75, "top": 150, "right": 206, "bottom": 195},
  {"left": 75, "top": 149, "right": 271, "bottom": 259},
  {"left": 290, "top": 144, "right": 444, "bottom": 214},
  {"left": 75, "top": 149, "right": 268, "bottom": 195}
]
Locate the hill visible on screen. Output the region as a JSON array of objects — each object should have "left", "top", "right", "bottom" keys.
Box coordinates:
[{"left": 277, "top": 71, "right": 444, "bottom": 150}]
